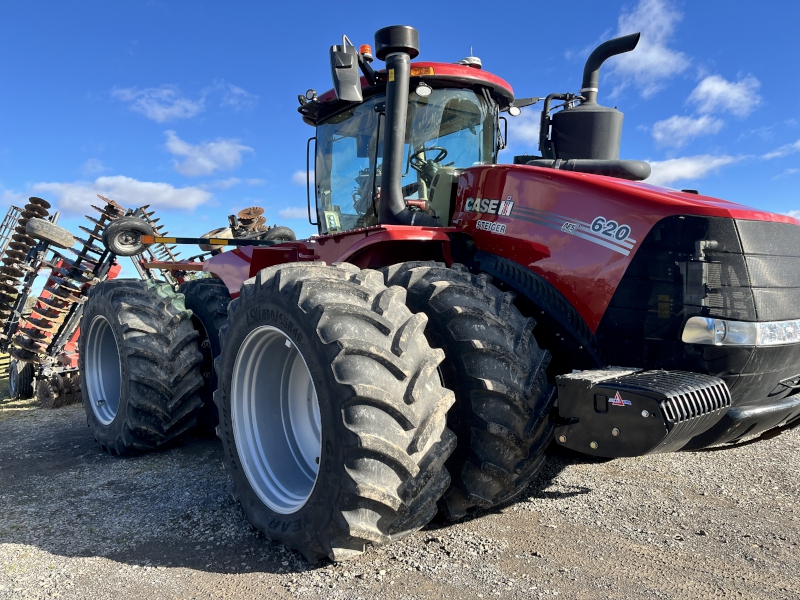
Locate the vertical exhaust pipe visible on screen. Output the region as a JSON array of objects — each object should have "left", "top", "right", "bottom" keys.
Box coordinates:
[
  {"left": 548, "top": 32, "right": 642, "bottom": 162},
  {"left": 374, "top": 26, "right": 439, "bottom": 227},
  {"left": 580, "top": 33, "right": 640, "bottom": 104}
]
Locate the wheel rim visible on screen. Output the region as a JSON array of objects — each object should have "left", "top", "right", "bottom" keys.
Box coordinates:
[
  {"left": 232, "top": 325, "right": 321, "bottom": 514},
  {"left": 85, "top": 315, "right": 122, "bottom": 425},
  {"left": 9, "top": 361, "right": 18, "bottom": 396},
  {"left": 113, "top": 230, "right": 142, "bottom": 255}
]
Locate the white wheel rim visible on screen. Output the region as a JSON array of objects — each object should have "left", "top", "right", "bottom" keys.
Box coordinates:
[
  {"left": 9, "top": 361, "right": 17, "bottom": 396},
  {"left": 232, "top": 325, "right": 321, "bottom": 514},
  {"left": 85, "top": 315, "right": 122, "bottom": 425}
]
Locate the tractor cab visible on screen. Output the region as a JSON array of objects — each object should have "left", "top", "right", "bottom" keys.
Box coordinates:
[{"left": 298, "top": 27, "right": 514, "bottom": 235}]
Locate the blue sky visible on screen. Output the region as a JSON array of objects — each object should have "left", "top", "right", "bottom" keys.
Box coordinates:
[{"left": 1, "top": 0, "right": 799, "bottom": 251}]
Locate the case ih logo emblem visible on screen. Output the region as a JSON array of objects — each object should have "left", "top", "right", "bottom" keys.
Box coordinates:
[
  {"left": 464, "top": 195, "right": 515, "bottom": 216},
  {"left": 609, "top": 391, "right": 632, "bottom": 407}
]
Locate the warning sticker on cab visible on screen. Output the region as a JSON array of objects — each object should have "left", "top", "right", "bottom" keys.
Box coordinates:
[{"left": 476, "top": 220, "right": 506, "bottom": 234}]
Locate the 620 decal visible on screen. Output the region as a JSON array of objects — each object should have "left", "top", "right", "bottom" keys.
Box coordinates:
[{"left": 590, "top": 216, "right": 632, "bottom": 242}]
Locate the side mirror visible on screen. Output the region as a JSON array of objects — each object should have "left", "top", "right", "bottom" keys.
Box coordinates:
[{"left": 329, "top": 36, "right": 362, "bottom": 102}]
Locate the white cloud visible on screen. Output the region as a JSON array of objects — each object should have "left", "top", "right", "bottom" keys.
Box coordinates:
[
  {"left": 165, "top": 131, "right": 253, "bottom": 176},
  {"left": 247, "top": 178, "right": 266, "bottom": 186},
  {"left": 278, "top": 207, "right": 309, "bottom": 220},
  {"left": 773, "top": 168, "right": 798, "bottom": 180},
  {"left": 111, "top": 85, "right": 204, "bottom": 122},
  {"left": 112, "top": 81, "right": 257, "bottom": 122},
  {"left": 30, "top": 176, "right": 211, "bottom": 215},
  {"left": 608, "top": 0, "right": 690, "bottom": 98},
  {"left": 506, "top": 110, "right": 540, "bottom": 147},
  {"left": 215, "top": 81, "right": 258, "bottom": 110},
  {"left": 564, "top": 30, "right": 613, "bottom": 62},
  {"left": 0, "top": 188, "right": 27, "bottom": 207},
  {"left": 763, "top": 139, "right": 800, "bottom": 160},
  {"left": 500, "top": 109, "right": 541, "bottom": 156},
  {"left": 688, "top": 75, "right": 761, "bottom": 118},
  {"left": 81, "top": 158, "right": 107, "bottom": 175},
  {"left": 647, "top": 154, "right": 741, "bottom": 186},
  {"left": 292, "top": 170, "right": 312, "bottom": 185},
  {"left": 651, "top": 115, "right": 724, "bottom": 148},
  {"left": 204, "top": 177, "right": 242, "bottom": 190}
]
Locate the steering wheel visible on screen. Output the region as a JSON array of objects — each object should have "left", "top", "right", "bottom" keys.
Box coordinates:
[{"left": 409, "top": 146, "right": 449, "bottom": 172}]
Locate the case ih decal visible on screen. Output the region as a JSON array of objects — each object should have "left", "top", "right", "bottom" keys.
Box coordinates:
[{"left": 464, "top": 196, "right": 515, "bottom": 216}]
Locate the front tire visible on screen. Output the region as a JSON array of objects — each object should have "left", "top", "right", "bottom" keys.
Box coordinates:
[
  {"left": 384, "top": 262, "right": 555, "bottom": 520},
  {"left": 214, "top": 262, "right": 456, "bottom": 562},
  {"left": 78, "top": 279, "right": 204, "bottom": 455}
]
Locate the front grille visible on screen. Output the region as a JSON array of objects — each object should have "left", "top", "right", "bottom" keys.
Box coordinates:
[
  {"left": 602, "top": 370, "right": 731, "bottom": 453},
  {"left": 657, "top": 374, "right": 731, "bottom": 452},
  {"left": 597, "top": 215, "right": 800, "bottom": 411}
]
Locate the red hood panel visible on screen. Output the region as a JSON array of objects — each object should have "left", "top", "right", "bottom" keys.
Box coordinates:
[{"left": 453, "top": 164, "right": 799, "bottom": 332}]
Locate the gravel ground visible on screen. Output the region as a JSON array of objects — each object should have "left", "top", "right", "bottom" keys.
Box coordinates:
[{"left": 1, "top": 392, "right": 799, "bottom": 599}]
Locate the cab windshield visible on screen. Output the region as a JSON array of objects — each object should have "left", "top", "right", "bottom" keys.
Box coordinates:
[{"left": 314, "top": 87, "right": 496, "bottom": 234}]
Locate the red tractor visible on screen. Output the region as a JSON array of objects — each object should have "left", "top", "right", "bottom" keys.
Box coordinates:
[{"left": 85, "top": 26, "right": 800, "bottom": 562}]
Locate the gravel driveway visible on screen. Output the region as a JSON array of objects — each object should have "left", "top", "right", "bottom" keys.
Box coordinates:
[{"left": 1, "top": 392, "right": 799, "bottom": 599}]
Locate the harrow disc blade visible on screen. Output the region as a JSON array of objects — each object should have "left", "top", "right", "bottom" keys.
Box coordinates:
[
  {"left": 27, "top": 197, "right": 52, "bottom": 209},
  {"left": 21, "top": 316, "right": 59, "bottom": 333},
  {"left": 43, "top": 286, "right": 79, "bottom": 302},
  {"left": 13, "top": 335, "right": 46, "bottom": 353},
  {"left": 238, "top": 206, "right": 265, "bottom": 220},
  {"left": 47, "top": 276, "right": 83, "bottom": 294},
  {"left": 36, "top": 296, "right": 72, "bottom": 313},
  {"left": 5, "top": 250, "right": 28, "bottom": 262},
  {"left": 12, "top": 233, "right": 35, "bottom": 245},
  {"left": 9, "top": 346, "right": 41, "bottom": 364},
  {"left": 21, "top": 206, "right": 48, "bottom": 218},
  {"left": 0, "top": 265, "right": 24, "bottom": 278}
]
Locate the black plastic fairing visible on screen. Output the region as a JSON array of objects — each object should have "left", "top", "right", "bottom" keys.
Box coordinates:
[{"left": 596, "top": 215, "right": 800, "bottom": 423}]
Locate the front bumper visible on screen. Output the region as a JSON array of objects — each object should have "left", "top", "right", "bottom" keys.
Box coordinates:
[{"left": 681, "top": 394, "right": 800, "bottom": 449}]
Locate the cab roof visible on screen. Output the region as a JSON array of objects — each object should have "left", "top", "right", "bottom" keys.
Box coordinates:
[{"left": 299, "top": 61, "right": 514, "bottom": 126}]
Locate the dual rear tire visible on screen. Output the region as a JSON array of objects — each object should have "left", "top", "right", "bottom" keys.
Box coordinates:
[
  {"left": 79, "top": 261, "right": 554, "bottom": 560},
  {"left": 79, "top": 279, "right": 204, "bottom": 454},
  {"left": 213, "top": 263, "right": 456, "bottom": 561}
]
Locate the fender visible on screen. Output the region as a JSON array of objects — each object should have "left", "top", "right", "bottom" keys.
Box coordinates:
[{"left": 475, "top": 251, "right": 602, "bottom": 372}]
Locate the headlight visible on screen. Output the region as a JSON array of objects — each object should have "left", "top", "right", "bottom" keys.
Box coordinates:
[{"left": 682, "top": 316, "right": 800, "bottom": 346}]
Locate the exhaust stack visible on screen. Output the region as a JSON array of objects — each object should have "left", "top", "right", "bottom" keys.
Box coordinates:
[
  {"left": 374, "top": 25, "right": 440, "bottom": 227},
  {"left": 580, "top": 33, "right": 640, "bottom": 104},
  {"left": 549, "top": 33, "right": 640, "bottom": 161}
]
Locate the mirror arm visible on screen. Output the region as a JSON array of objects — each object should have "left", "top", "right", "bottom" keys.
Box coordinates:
[{"left": 358, "top": 53, "right": 377, "bottom": 86}]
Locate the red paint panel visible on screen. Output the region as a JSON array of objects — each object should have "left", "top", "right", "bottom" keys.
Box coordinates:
[
  {"left": 308, "top": 224, "right": 454, "bottom": 265},
  {"left": 453, "top": 165, "right": 800, "bottom": 332},
  {"left": 204, "top": 247, "right": 255, "bottom": 298},
  {"left": 316, "top": 62, "right": 513, "bottom": 103}
]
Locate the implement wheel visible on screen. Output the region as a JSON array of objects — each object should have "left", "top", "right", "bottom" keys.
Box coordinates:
[
  {"left": 384, "top": 262, "right": 555, "bottom": 520},
  {"left": 79, "top": 279, "right": 204, "bottom": 455},
  {"left": 214, "top": 262, "right": 456, "bottom": 562},
  {"left": 9, "top": 359, "right": 34, "bottom": 400}
]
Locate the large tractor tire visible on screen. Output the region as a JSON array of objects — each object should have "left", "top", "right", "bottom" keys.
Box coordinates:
[
  {"left": 78, "top": 279, "right": 204, "bottom": 455},
  {"left": 179, "top": 277, "right": 230, "bottom": 432},
  {"left": 9, "top": 359, "right": 34, "bottom": 399},
  {"left": 383, "top": 262, "right": 555, "bottom": 520},
  {"left": 214, "top": 262, "right": 457, "bottom": 562}
]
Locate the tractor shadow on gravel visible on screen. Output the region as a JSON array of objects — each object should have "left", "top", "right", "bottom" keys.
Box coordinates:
[{"left": 0, "top": 401, "right": 601, "bottom": 574}]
